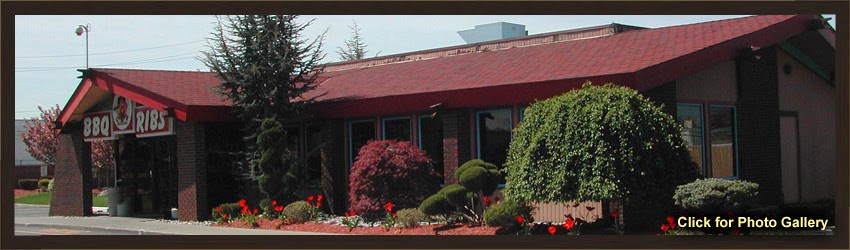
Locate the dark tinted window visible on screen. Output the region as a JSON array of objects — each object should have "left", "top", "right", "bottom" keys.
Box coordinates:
[
  {"left": 349, "top": 120, "right": 376, "bottom": 166},
  {"left": 477, "top": 109, "right": 512, "bottom": 184},
  {"left": 383, "top": 117, "right": 411, "bottom": 141},
  {"left": 419, "top": 116, "right": 444, "bottom": 182}
]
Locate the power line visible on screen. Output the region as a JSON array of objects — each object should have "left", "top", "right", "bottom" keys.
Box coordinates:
[
  {"left": 16, "top": 52, "right": 201, "bottom": 70},
  {"left": 15, "top": 40, "right": 203, "bottom": 59},
  {"left": 15, "top": 52, "right": 202, "bottom": 72},
  {"left": 15, "top": 56, "right": 200, "bottom": 73}
]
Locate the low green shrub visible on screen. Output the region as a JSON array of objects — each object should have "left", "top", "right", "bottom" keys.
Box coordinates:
[
  {"left": 419, "top": 193, "right": 454, "bottom": 216},
  {"left": 211, "top": 202, "right": 243, "bottom": 221},
  {"left": 259, "top": 198, "right": 272, "bottom": 214},
  {"left": 38, "top": 179, "right": 51, "bottom": 191},
  {"left": 483, "top": 200, "right": 533, "bottom": 227},
  {"left": 396, "top": 208, "right": 428, "bottom": 228},
  {"left": 17, "top": 179, "right": 39, "bottom": 190},
  {"left": 673, "top": 178, "right": 759, "bottom": 213},
  {"left": 283, "top": 201, "right": 312, "bottom": 223}
]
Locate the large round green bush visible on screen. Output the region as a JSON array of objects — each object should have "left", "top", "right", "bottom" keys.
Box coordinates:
[
  {"left": 456, "top": 159, "right": 500, "bottom": 196},
  {"left": 503, "top": 83, "right": 701, "bottom": 206},
  {"left": 673, "top": 178, "right": 759, "bottom": 213}
]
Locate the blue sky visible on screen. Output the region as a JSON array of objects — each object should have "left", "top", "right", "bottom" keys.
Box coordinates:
[{"left": 14, "top": 15, "right": 836, "bottom": 118}]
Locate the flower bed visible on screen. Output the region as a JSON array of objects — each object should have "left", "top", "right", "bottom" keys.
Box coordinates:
[{"left": 213, "top": 218, "right": 499, "bottom": 235}]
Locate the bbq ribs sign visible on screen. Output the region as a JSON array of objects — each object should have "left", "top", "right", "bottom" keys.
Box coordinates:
[{"left": 82, "top": 95, "right": 174, "bottom": 142}]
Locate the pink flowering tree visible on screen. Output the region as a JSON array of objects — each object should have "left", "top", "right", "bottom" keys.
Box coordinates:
[{"left": 22, "top": 105, "right": 114, "bottom": 187}]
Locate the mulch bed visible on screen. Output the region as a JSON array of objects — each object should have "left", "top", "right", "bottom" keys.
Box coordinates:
[
  {"left": 14, "top": 189, "right": 38, "bottom": 198},
  {"left": 214, "top": 218, "right": 500, "bottom": 235}
]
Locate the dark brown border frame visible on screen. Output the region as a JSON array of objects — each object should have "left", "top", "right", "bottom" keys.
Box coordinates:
[{"left": 2, "top": 1, "right": 847, "bottom": 249}]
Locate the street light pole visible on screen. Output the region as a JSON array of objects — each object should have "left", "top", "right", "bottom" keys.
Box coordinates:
[{"left": 75, "top": 24, "right": 91, "bottom": 69}]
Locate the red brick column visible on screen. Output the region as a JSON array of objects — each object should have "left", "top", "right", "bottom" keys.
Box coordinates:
[
  {"left": 50, "top": 132, "right": 92, "bottom": 217},
  {"left": 176, "top": 121, "right": 208, "bottom": 221},
  {"left": 441, "top": 109, "right": 472, "bottom": 184}
]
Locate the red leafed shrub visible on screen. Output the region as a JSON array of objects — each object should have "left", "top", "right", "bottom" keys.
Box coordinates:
[{"left": 349, "top": 140, "right": 440, "bottom": 219}]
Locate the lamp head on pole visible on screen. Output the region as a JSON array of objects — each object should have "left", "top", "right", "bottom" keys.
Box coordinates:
[{"left": 74, "top": 24, "right": 89, "bottom": 36}]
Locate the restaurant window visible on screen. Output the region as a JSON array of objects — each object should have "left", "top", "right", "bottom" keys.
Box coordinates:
[
  {"left": 476, "top": 109, "right": 512, "bottom": 184},
  {"left": 382, "top": 117, "right": 411, "bottom": 141},
  {"left": 709, "top": 106, "right": 738, "bottom": 178},
  {"left": 304, "top": 124, "right": 323, "bottom": 187},
  {"left": 418, "top": 116, "right": 444, "bottom": 182},
  {"left": 348, "top": 120, "right": 376, "bottom": 167},
  {"left": 677, "top": 103, "right": 706, "bottom": 173}
]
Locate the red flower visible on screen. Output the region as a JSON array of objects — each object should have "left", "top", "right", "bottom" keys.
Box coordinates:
[
  {"left": 305, "top": 201, "right": 311, "bottom": 206},
  {"left": 238, "top": 199, "right": 247, "bottom": 207},
  {"left": 483, "top": 196, "right": 491, "bottom": 206},
  {"left": 563, "top": 219, "right": 575, "bottom": 230},
  {"left": 666, "top": 216, "right": 675, "bottom": 226},
  {"left": 495, "top": 197, "right": 501, "bottom": 202},
  {"left": 350, "top": 211, "right": 356, "bottom": 216},
  {"left": 344, "top": 212, "right": 351, "bottom": 217},
  {"left": 732, "top": 228, "right": 741, "bottom": 235},
  {"left": 241, "top": 206, "right": 249, "bottom": 214},
  {"left": 272, "top": 200, "right": 277, "bottom": 206},
  {"left": 253, "top": 208, "right": 258, "bottom": 214},
  {"left": 585, "top": 206, "right": 595, "bottom": 211},
  {"left": 385, "top": 202, "right": 395, "bottom": 212},
  {"left": 317, "top": 201, "right": 322, "bottom": 207},
  {"left": 307, "top": 196, "right": 315, "bottom": 201},
  {"left": 611, "top": 210, "right": 618, "bottom": 218},
  {"left": 317, "top": 195, "right": 323, "bottom": 201},
  {"left": 661, "top": 224, "right": 670, "bottom": 232},
  {"left": 392, "top": 213, "right": 397, "bottom": 217},
  {"left": 222, "top": 214, "right": 229, "bottom": 220},
  {"left": 516, "top": 216, "right": 524, "bottom": 224},
  {"left": 670, "top": 222, "right": 677, "bottom": 229},
  {"left": 215, "top": 207, "right": 223, "bottom": 212},
  {"left": 548, "top": 226, "right": 557, "bottom": 235}
]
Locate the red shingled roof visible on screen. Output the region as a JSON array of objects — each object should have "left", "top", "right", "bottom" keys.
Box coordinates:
[{"left": 59, "top": 14, "right": 821, "bottom": 125}]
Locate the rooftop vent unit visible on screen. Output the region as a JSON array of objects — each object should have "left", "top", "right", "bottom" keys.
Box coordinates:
[{"left": 457, "top": 22, "right": 528, "bottom": 44}]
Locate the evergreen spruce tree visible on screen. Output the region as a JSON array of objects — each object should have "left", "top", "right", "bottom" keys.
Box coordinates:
[
  {"left": 336, "top": 20, "right": 368, "bottom": 61},
  {"left": 202, "top": 15, "right": 325, "bottom": 202}
]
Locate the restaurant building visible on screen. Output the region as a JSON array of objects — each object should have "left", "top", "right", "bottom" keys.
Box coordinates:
[{"left": 50, "top": 15, "right": 835, "bottom": 222}]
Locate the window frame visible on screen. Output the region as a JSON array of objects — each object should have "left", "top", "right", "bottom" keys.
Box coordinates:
[
  {"left": 676, "top": 102, "right": 708, "bottom": 175},
  {"left": 418, "top": 115, "right": 445, "bottom": 184},
  {"left": 474, "top": 108, "right": 514, "bottom": 187},
  {"left": 708, "top": 104, "right": 739, "bottom": 179},
  {"left": 347, "top": 119, "right": 376, "bottom": 168},
  {"left": 381, "top": 116, "right": 412, "bottom": 141}
]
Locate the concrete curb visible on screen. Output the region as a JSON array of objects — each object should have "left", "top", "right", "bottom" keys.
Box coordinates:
[{"left": 14, "top": 222, "right": 175, "bottom": 235}]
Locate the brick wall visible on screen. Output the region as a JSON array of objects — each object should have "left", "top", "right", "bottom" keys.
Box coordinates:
[
  {"left": 321, "top": 119, "right": 347, "bottom": 214},
  {"left": 737, "top": 47, "right": 783, "bottom": 205},
  {"left": 49, "top": 132, "right": 92, "bottom": 217},
  {"left": 176, "top": 121, "right": 208, "bottom": 221},
  {"left": 441, "top": 108, "right": 472, "bottom": 184}
]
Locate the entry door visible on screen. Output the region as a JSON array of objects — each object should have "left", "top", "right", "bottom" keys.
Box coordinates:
[{"left": 779, "top": 113, "right": 801, "bottom": 204}]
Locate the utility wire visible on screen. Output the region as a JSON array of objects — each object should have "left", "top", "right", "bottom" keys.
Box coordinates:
[
  {"left": 16, "top": 52, "right": 201, "bottom": 70},
  {"left": 15, "top": 40, "right": 203, "bottom": 59},
  {"left": 15, "top": 56, "right": 200, "bottom": 72}
]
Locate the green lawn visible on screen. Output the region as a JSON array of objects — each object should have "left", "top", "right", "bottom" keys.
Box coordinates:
[{"left": 14, "top": 192, "right": 108, "bottom": 207}]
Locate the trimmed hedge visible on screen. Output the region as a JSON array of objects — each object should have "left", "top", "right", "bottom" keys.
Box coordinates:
[
  {"left": 456, "top": 159, "right": 500, "bottom": 196},
  {"left": 396, "top": 208, "right": 428, "bottom": 228},
  {"left": 503, "top": 83, "right": 701, "bottom": 206},
  {"left": 349, "top": 140, "right": 440, "bottom": 219},
  {"left": 38, "top": 179, "right": 51, "bottom": 191},
  {"left": 283, "top": 201, "right": 312, "bottom": 223},
  {"left": 674, "top": 178, "right": 759, "bottom": 213},
  {"left": 419, "top": 193, "right": 454, "bottom": 216},
  {"left": 18, "top": 179, "right": 39, "bottom": 190}
]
